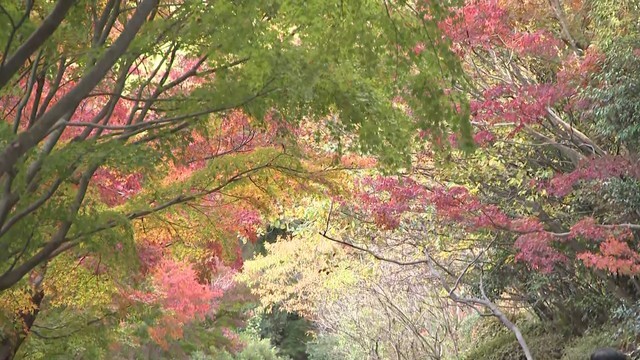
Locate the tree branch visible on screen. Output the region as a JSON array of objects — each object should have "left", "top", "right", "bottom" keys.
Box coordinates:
[
  {"left": 0, "top": 0, "right": 74, "bottom": 90},
  {"left": 0, "top": 0, "right": 158, "bottom": 177}
]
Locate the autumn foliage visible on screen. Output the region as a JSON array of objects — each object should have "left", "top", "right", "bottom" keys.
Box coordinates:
[{"left": 1, "top": 0, "right": 640, "bottom": 359}]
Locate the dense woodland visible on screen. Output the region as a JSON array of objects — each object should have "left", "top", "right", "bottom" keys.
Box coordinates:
[{"left": 0, "top": 0, "right": 639, "bottom": 359}]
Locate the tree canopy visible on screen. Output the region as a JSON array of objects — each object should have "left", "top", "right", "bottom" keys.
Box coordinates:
[{"left": 2, "top": 0, "right": 640, "bottom": 359}]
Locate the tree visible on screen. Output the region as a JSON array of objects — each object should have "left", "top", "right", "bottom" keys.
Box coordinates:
[
  {"left": 244, "top": 0, "right": 640, "bottom": 358},
  {"left": 0, "top": 0, "right": 467, "bottom": 291},
  {"left": 0, "top": 0, "right": 471, "bottom": 358}
]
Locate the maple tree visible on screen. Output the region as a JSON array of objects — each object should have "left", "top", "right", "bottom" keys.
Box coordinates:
[
  {"left": 240, "top": 1, "right": 640, "bottom": 359},
  {"left": 0, "top": 0, "right": 475, "bottom": 358},
  {"left": 437, "top": 0, "right": 640, "bottom": 305}
]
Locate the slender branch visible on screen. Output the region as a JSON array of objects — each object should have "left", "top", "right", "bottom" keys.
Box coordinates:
[
  {"left": 547, "top": 0, "right": 584, "bottom": 52},
  {"left": 424, "top": 255, "right": 534, "bottom": 360},
  {"left": 0, "top": 166, "right": 95, "bottom": 291},
  {"left": 36, "top": 57, "right": 67, "bottom": 118},
  {"left": 0, "top": 0, "right": 74, "bottom": 90},
  {"left": 13, "top": 50, "right": 42, "bottom": 133},
  {"left": 0, "top": 179, "right": 64, "bottom": 237},
  {"left": 99, "top": 0, "right": 123, "bottom": 47},
  {"left": 92, "top": 0, "right": 117, "bottom": 46},
  {"left": 320, "top": 232, "right": 431, "bottom": 267},
  {"left": 0, "top": 0, "right": 34, "bottom": 69}
]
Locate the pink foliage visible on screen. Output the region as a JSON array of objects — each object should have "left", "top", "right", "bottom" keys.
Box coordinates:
[
  {"left": 172, "top": 111, "right": 257, "bottom": 175},
  {"left": 214, "top": 204, "right": 263, "bottom": 242},
  {"left": 152, "top": 259, "right": 221, "bottom": 323},
  {"left": 92, "top": 168, "right": 143, "bottom": 206},
  {"left": 125, "top": 256, "right": 232, "bottom": 349},
  {"left": 351, "top": 176, "right": 640, "bottom": 274},
  {"left": 353, "top": 176, "right": 428, "bottom": 229},
  {"left": 221, "top": 327, "right": 244, "bottom": 353},
  {"left": 548, "top": 156, "right": 639, "bottom": 197},
  {"left": 470, "top": 83, "right": 571, "bottom": 127},
  {"left": 569, "top": 217, "right": 609, "bottom": 241},
  {"left": 428, "top": 186, "right": 510, "bottom": 229},
  {"left": 137, "top": 241, "right": 165, "bottom": 274},
  {"left": 514, "top": 231, "right": 567, "bottom": 273},
  {"left": 352, "top": 177, "right": 580, "bottom": 273},
  {"left": 125, "top": 289, "right": 159, "bottom": 304},
  {"left": 556, "top": 47, "right": 605, "bottom": 92},
  {"left": 440, "top": 0, "right": 511, "bottom": 54},
  {"left": 509, "top": 30, "right": 562, "bottom": 58},
  {"left": 510, "top": 217, "right": 545, "bottom": 233},
  {"left": 473, "top": 129, "right": 496, "bottom": 146},
  {"left": 440, "top": 0, "right": 562, "bottom": 58}
]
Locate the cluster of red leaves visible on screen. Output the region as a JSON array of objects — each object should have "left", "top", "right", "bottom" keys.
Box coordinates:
[
  {"left": 137, "top": 241, "right": 165, "bottom": 273},
  {"left": 352, "top": 176, "right": 637, "bottom": 274},
  {"left": 215, "top": 204, "right": 263, "bottom": 243},
  {"left": 169, "top": 109, "right": 290, "bottom": 181},
  {"left": 427, "top": 186, "right": 510, "bottom": 229},
  {"left": 472, "top": 129, "right": 496, "bottom": 146},
  {"left": 352, "top": 176, "right": 428, "bottom": 229},
  {"left": 221, "top": 327, "right": 244, "bottom": 353},
  {"left": 556, "top": 48, "right": 605, "bottom": 92},
  {"left": 339, "top": 154, "right": 378, "bottom": 168},
  {"left": 511, "top": 218, "right": 568, "bottom": 273},
  {"left": 427, "top": 186, "right": 640, "bottom": 275},
  {"left": 427, "top": 188, "right": 567, "bottom": 273},
  {"left": 568, "top": 218, "right": 640, "bottom": 276},
  {"left": 514, "top": 232, "right": 566, "bottom": 273},
  {"left": 168, "top": 112, "right": 258, "bottom": 181},
  {"left": 548, "top": 156, "right": 640, "bottom": 197},
  {"left": 440, "top": 0, "right": 563, "bottom": 58},
  {"left": 201, "top": 235, "right": 244, "bottom": 272},
  {"left": 152, "top": 258, "right": 222, "bottom": 322},
  {"left": 440, "top": 0, "right": 511, "bottom": 54},
  {"left": 123, "top": 255, "right": 226, "bottom": 349},
  {"left": 470, "top": 83, "right": 572, "bottom": 127},
  {"left": 92, "top": 168, "right": 144, "bottom": 206},
  {"left": 569, "top": 217, "right": 609, "bottom": 241}
]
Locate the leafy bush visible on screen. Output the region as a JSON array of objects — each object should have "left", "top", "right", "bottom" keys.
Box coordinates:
[
  {"left": 249, "top": 307, "right": 313, "bottom": 360},
  {"left": 200, "top": 334, "right": 289, "bottom": 360},
  {"left": 561, "top": 328, "right": 619, "bottom": 360},
  {"left": 306, "top": 334, "right": 366, "bottom": 360},
  {"left": 463, "top": 317, "right": 566, "bottom": 360}
]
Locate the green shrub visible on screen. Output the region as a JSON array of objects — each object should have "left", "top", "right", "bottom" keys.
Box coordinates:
[
  {"left": 463, "top": 318, "right": 565, "bottom": 360},
  {"left": 561, "top": 328, "right": 620, "bottom": 360},
  {"left": 306, "top": 334, "right": 366, "bottom": 360},
  {"left": 202, "top": 334, "right": 289, "bottom": 360}
]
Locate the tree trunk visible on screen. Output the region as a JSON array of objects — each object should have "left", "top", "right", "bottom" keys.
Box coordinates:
[{"left": 0, "top": 289, "right": 44, "bottom": 360}]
